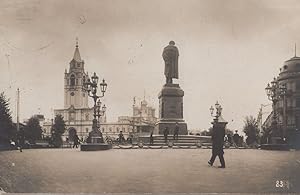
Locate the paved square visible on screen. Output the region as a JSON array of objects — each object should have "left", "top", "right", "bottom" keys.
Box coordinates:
[{"left": 0, "top": 149, "right": 299, "bottom": 193}]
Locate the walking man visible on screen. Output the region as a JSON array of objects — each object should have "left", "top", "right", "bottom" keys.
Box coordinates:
[
  {"left": 73, "top": 133, "right": 80, "bottom": 148},
  {"left": 208, "top": 125, "right": 226, "bottom": 168}
]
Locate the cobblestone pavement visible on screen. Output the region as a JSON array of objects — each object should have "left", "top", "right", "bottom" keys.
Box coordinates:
[{"left": 0, "top": 148, "right": 299, "bottom": 193}]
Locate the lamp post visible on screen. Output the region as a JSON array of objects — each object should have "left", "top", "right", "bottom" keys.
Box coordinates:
[
  {"left": 210, "top": 101, "right": 223, "bottom": 122},
  {"left": 265, "top": 77, "right": 287, "bottom": 140},
  {"left": 84, "top": 72, "right": 107, "bottom": 143},
  {"left": 209, "top": 101, "right": 228, "bottom": 142}
]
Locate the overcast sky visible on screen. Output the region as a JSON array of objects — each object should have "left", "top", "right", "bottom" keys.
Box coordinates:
[{"left": 1, "top": 0, "right": 300, "bottom": 132}]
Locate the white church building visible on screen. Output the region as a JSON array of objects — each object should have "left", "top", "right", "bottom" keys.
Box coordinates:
[{"left": 44, "top": 41, "right": 157, "bottom": 142}]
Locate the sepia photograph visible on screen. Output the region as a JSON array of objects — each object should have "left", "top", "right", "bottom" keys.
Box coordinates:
[{"left": 0, "top": 0, "right": 300, "bottom": 194}]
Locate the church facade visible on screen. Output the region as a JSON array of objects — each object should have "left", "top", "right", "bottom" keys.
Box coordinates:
[
  {"left": 44, "top": 42, "right": 157, "bottom": 141},
  {"left": 44, "top": 43, "right": 98, "bottom": 141}
]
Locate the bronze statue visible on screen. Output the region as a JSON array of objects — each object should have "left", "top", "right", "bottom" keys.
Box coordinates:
[{"left": 163, "top": 41, "right": 179, "bottom": 84}]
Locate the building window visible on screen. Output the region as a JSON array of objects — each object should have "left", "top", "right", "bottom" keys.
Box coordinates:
[
  {"left": 86, "top": 114, "right": 89, "bottom": 120},
  {"left": 109, "top": 127, "right": 112, "bottom": 132},
  {"left": 117, "top": 127, "right": 119, "bottom": 133},
  {"left": 102, "top": 127, "right": 105, "bottom": 132},
  {"left": 86, "top": 128, "right": 89, "bottom": 133},
  {"left": 69, "top": 112, "right": 75, "bottom": 121},
  {"left": 70, "top": 75, "right": 75, "bottom": 86},
  {"left": 161, "top": 102, "right": 164, "bottom": 118}
]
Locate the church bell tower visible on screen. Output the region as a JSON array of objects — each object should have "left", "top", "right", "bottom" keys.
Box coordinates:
[{"left": 64, "top": 40, "right": 89, "bottom": 109}]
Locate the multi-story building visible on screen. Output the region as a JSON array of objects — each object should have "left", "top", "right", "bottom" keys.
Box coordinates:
[
  {"left": 44, "top": 42, "right": 98, "bottom": 141},
  {"left": 44, "top": 42, "right": 157, "bottom": 141},
  {"left": 264, "top": 54, "right": 300, "bottom": 146},
  {"left": 100, "top": 98, "right": 157, "bottom": 138}
]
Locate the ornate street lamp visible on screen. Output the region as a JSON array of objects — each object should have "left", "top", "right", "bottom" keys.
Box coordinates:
[
  {"left": 84, "top": 72, "right": 107, "bottom": 143},
  {"left": 265, "top": 77, "right": 287, "bottom": 140},
  {"left": 210, "top": 101, "right": 223, "bottom": 121},
  {"left": 209, "top": 101, "right": 228, "bottom": 136},
  {"left": 265, "top": 77, "right": 279, "bottom": 126}
]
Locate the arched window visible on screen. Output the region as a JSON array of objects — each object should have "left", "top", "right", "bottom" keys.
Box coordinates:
[
  {"left": 83, "top": 76, "right": 86, "bottom": 84},
  {"left": 70, "top": 75, "right": 75, "bottom": 86}
]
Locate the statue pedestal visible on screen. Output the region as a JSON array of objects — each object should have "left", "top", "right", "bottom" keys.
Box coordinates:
[
  {"left": 80, "top": 129, "right": 112, "bottom": 151},
  {"left": 155, "top": 83, "right": 188, "bottom": 135}
]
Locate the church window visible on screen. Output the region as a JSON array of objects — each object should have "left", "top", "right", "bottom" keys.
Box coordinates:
[
  {"left": 76, "top": 79, "right": 78, "bottom": 85},
  {"left": 161, "top": 102, "right": 164, "bottom": 118},
  {"left": 83, "top": 76, "right": 86, "bottom": 84},
  {"left": 86, "top": 128, "right": 89, "bottom": 133},
  {"left": 77, "top": 63, "right": 80, "bottom": 68},
  {"left": 70, "top": 75, "right": 75, "bottom": 86},
  {"left": 86, "top": 114, "right": 89, "bottom": 120},
  {"left": 102, "top": 127, "right": 105, "bottom": 132},
  {"left": 69, "top": 112, "right": 75, "bottom": 121},
  {"left": 117, "top": 127, "right": 119, "bottom": 132},
  {"left": 109, "top": 127, "right": 112, "bottom": 132}
]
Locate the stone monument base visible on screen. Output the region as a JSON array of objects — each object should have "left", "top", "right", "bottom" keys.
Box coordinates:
[
  {"left": 155, "top": 120, "right": 188, "bottom": 135},
  {"left": 80, "top": 143, "right": 112, "bottom": 151},
  {"left": 156, "top": 83, "right": 188, "bottom": 135}
]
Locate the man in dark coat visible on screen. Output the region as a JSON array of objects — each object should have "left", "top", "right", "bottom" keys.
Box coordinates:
[
  {"left": 208, "top": 126, "right": 226, "bottom": 168},
  {"left": 163, "top": 127, "right": 169, "bottom": 144},
  {"left": 173, "top": 122, "right": 179, "bottom": 140},
  {"left": 73, "top": 134, "right": 80, "bottom": 148},
  {"left": 150, "top": 131, "right": 154, "bottom": 145},
  {"left": 233, "top": 130, "right": 240, "bottom": 147},
  {"left": 119, "top": 131, "right": 125, "bottom": 144}
]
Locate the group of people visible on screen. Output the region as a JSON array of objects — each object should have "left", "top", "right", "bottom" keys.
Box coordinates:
[
  {"left": 162, "top": 122, "right": 180, "bottom": 144},
  {"left": 225, "top": 131, "right": 244, "bottom": 147}
]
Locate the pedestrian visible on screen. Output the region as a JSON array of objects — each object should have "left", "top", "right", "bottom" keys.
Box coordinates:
[
  {"left": 150, "top": 131, "right": 154, "bottom": 145},
  {"left": 118, "top": 131, "right": 125, "bottom": 144},
  {"left": 173, "top": 122, "right": 179, "bottom": 140},
  {"left": 208, "top": 125, "right": 226, "bottom": 168},
  {"left": 227, "top": 133, "right": 232, "bottom": 146},
  {"left": 163, "top": 127, "right": 169, "bottom": 144},
  {"left": 233, "top": 130, "right": 239, "bottom": 147},
  {"left": 17, "top": 128, "right": 25, "bottom": 152},
  {"left": 73, "top": 134, "right": 80, "bottom": 148}
]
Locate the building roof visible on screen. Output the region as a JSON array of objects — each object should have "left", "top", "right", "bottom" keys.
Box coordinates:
[
  {"left": 73, "top": 44, "right": 82, "bottom": 62},
  {"left": 281, "top": 56, "right": 300, "bottom": 73}
]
